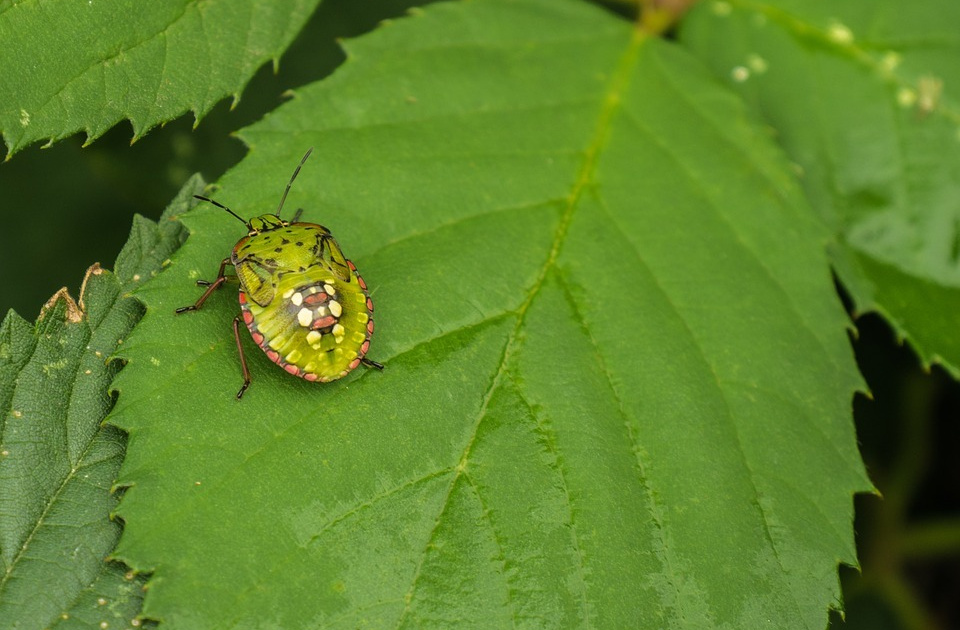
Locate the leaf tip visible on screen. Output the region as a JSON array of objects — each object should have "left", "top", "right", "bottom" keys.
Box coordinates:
[
  {"left": 78, "top": 263, "right": 106, "bottom": 313},
  {"left": 39, "top": 287, "right": 84, "bottom": 324},
  {"left": 81, "top": 128, "right": 98, "bottom": 148}
]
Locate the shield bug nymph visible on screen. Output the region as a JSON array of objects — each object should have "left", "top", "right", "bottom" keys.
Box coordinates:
[{"left": 176, "top": 148, "right": 383, "bottom": 398}]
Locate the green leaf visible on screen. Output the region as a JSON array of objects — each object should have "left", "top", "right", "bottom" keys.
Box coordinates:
[
  {"left": 0, "top": 0, "right": 319, "bottom": 158},
  {"left": 680, "top": 0, "right": 960, "bottom": 377},
  {"left": 0, "top": 177, "right": 197, "bottom": 629},
  {"left": 110, "top": 0, "right": 871, "bottom": 627}
]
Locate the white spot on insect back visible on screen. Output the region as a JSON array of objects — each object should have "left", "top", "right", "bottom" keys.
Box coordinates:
[
  {"left": 307, "top": 331, "right": 323, "bottom": 347},
  {"left": 297, "top": 308, "right": 312, "bottom": 327},
  {"left": 324, "top": 284, "right": 336, "bottom": 295},
  {"left": 332, "top": 324, "right": 345, "bottom": 343},
  {"left": 328, "top": 300, "right": 342, "bottom": 318},
  {"left": 291, "top": 292, "right": 303, "bottom": 306},
  {"left": 282, "top": 288, "right": 295, "bottom": 299}
]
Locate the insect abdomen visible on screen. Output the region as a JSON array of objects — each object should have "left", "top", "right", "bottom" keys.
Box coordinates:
[{"left": 239, "top": 261, "right": 375, "bottom": 382}]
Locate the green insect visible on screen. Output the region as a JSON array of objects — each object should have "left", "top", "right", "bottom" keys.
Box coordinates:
[{"left": 176, "top": 148, "right": 383, "bottom": 398}]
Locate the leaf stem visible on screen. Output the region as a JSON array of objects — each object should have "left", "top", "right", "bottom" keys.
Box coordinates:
[{"left": 637, "top": 0, "right": 699, "bottom": 34}]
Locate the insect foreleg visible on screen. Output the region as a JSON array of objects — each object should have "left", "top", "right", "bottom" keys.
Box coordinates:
[{"left": 175, "top": 257, "right": 233, "bottom": 313}]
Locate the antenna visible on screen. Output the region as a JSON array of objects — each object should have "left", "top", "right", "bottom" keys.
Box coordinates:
[
  {"left": 194, "top": 195, "right": 249, "bottom": 228},
  {"left": 276, "top": 147, "right": 314, "bottom": 219}
]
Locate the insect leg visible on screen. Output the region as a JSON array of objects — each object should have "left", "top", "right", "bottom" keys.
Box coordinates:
[
  {"left": 361, "top": 358, "right": 384, "bottom": 370},
  {"left": 290, "top": 208, "right": 304, "bottom": 223},
  {"left": 175, "top": 258, "right": 233, "bottom": 313},
  {"left": 233, "top": 316, "right": 252, "bottom": 399}
]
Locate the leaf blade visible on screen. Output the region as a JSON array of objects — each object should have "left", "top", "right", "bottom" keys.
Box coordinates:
[
  {"left": 680, "top": 0, "right": 960, "bottom": 377},
  {"left": 111, "top": 1, "right": 870, "bottom": 627},
  {"left": 0, "top": 0, "right": 319, "bottom": 157}
]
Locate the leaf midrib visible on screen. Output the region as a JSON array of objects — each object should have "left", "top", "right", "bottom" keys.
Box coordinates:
[{"left": 390, "top": 23, "right": 649, "bottom": 629}]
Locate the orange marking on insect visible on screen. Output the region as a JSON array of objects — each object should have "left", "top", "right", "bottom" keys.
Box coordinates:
[
  {"left": 242, "top": 311, "right": 254, "bottom": 325},
  {"left": 303, "top": 292, "right": 328, "bottom": 306},
  {"left": 311, "top": 315, "right": 337, "bottom": 330},
  {"left": 284, "top": 364, "right": 299, "bottom": 376},
  {"left": 349, "top": 358, "right": 361, "bottom": 370},
  {"left": 366, "top": 320, "right": 374, "bottom": 334},
  {"left": 366, "top": 298, "right": 374, "bottom": 312},
  {"left": 252, "top": 331, "right": 264, "bottom": 345},
  {"left": 361, "top": 340, "right": 370, "bottom": 355}
]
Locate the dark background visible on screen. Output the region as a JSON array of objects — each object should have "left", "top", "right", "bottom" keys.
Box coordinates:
[{"left": 1, "top": 2, "right": 955, "bottom": 628}]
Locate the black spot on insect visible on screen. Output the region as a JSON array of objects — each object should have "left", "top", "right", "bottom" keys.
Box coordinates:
[
  {"left": 274, "top": 247, "right": 283, "bottom": 253},
  {"left": 298, "top": 266, "right": 306, "bottom": 272},
  {"left": 295, "top": 241, "right": 303, "bottom": 247},
  {"left": 265, "top": 258, "right": 278, "bottom": 266},
  {"left": 281, "top": 238, "right": 290, "bottom": 245}
]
